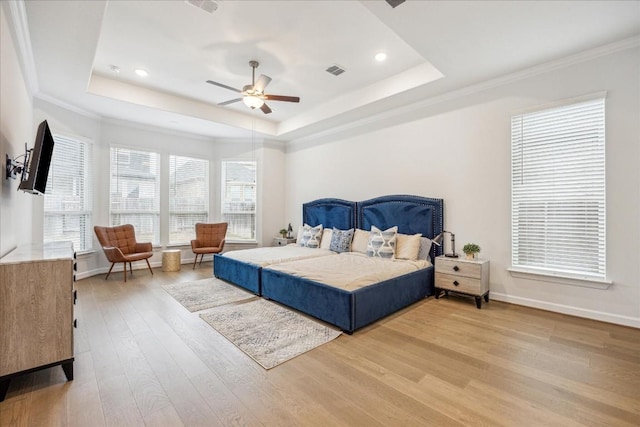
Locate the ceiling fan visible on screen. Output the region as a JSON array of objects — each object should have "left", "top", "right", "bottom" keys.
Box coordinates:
[{"left": 206, "top": 60, "right": 300, "bottom": 114}]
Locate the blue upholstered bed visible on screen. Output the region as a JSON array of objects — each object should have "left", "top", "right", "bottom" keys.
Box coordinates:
[
  {"left": 261, "top": 195, "right": 444, "bottom": 333},
  {"left": 213, "top": 198, "right": 357, "bottom": 294}
]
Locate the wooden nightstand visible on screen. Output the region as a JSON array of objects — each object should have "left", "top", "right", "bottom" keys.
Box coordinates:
[
  {"left": 273, "top": 237, "right": 296, "bottom": 247},
  {"left": 434, "top": 256, "right": 490, "bottom": 309}
]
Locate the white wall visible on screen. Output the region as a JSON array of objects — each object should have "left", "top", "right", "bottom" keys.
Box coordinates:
[
  {"left": 0, "top": 5, "right": 34, "bottom": 257},
  {"left": 285, "top": 46, "right": 640, "bottom": 327}
]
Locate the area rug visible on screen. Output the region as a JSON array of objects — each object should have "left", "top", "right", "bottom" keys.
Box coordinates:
[
  {"left": 162, "top": 277, "right": 255, "bottom": 312},
  {"left": 200, "top": 299, "right": 341, "bottom": 369}
]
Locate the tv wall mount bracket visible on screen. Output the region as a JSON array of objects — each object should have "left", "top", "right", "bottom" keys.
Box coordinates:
[{"left": 5, "top": 143, "right": 30, "bottom": 181}]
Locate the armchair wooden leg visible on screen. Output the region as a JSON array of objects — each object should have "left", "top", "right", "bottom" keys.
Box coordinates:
[
  {"left": 105, "top": 263, "right": 115, "bottom": 280},
  {"left": 123, "top": 262, "right": 128, "bottom": 282},
  {"left": 193, "top": 254, "right": 199, "bottom": 270},
  {"left": 199, "top": 255, "right": 205, "bottom": 266},
  {"left": 145, "top": 259, "right": 153, "bottom": 275}
]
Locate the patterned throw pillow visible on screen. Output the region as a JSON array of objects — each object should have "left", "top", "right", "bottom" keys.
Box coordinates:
[
  {"left": 298, "top": 224, "right": 323, "bottom": 248},
  {"left": 366, "top": 226, "right": 398, "bottom": 258},
  {"left": 329, "top": 228, "right": 354, "bottom": 253}
]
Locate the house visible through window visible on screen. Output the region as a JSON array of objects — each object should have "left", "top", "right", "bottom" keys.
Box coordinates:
[
  {"left": 44, "top": 134, "right": 93, "bottom": 252},
  {"left": 511, "top": 96, "right": 606, "bottom": 280},
  {"left": 169, "top": 155, "right": 209, "bottom": 245},
  {"left": 221, "top": 161, "right": 256, "bottom": 241},
  {"left": 109, "top": 147, "right": 160, "bottom": 245}
]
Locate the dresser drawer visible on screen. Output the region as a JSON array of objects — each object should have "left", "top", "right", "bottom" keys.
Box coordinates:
[
  {"left": 436, "top": 273, "right": 485, "bottom": 294},
  {"left": 435, "top": 257, "right": 482, "bottom": 279}
]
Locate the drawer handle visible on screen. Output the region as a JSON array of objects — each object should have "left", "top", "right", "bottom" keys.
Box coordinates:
[
  {"left": 73, "top": 319, "right": 78, "bottom": 328},
  {"left": 73, "top": 290, "right": 77, "bottom": 304},
  {"left": 453, "top": 280, "right": 459, "bottom": 286},
  {"left": 453, "top": 266, "right": 459, "bottom": 272}
]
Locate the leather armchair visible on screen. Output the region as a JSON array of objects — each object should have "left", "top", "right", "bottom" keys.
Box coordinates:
[
  {"left": 94, "top": 224, "right": 154, "bottom": 282},
  {"left": 191, "top": 222, "right": 227, "bottom": 269}
]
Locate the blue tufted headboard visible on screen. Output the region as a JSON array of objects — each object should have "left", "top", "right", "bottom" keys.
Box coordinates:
[
  {"left": 302, "top": 195, "right": 444, "bottom": 261},
  {"left": 357, "top": 195, "right": 444, "bottom": 261},
  {"left": 302, "top": 198, "right": 357, "bottom": 230}
]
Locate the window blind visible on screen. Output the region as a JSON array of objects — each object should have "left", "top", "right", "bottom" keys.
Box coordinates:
[
  {"left": 44, "top": 135, "right": 93, "bottom": 252},
  {"left": 169, "top": 155, "right": 209, "bottom": 245},
  {"left": 221, "top": 161, "right": 256, "bottom": 241},
  {"left": 109, "top": 147, "right": 160, "bottom": 245},
  {"left": 511, "top": 98, "right": 605, "bottom": 279}
]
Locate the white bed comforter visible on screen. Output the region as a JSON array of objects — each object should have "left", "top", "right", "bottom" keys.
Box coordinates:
[
  {"left": 222, "top": 245, "right": 336, "bottom": 267},
  {"left": 264, "top": 252, "right": 431, "bottom": 291}
]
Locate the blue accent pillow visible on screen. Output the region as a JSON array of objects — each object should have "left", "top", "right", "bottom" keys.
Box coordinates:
[
  {"left": 329, "top": 228, "right": 354, "bottom": 253},
  {"left": 298, "top": 224, "right": 323, "bottom": 248},
  {"left": 367, "top": 226, "right": 398, "bottom": 258}
]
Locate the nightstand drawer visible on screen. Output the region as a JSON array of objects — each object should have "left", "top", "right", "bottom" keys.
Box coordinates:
[
  {"left": 435, "top": 257, "right": 482, "bottom": 279},
  {"left": 436, "top": 273, "right": 484, "bottom": 294}
]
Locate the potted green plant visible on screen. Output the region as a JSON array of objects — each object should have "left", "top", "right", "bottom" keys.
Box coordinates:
[
  {"left": 462, "top": 243, "right": 480, "bottom": 260},
  {"left": 279, "top": 228, "right": 288, "bottom": 238}
]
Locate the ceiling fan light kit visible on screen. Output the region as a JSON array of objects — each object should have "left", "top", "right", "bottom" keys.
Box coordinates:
[
  {"left": 206, "top": 60, "right": 300, "bottom": 114},
  {"left": 243, "top": 95, "right": 264, "bottom": 109}
]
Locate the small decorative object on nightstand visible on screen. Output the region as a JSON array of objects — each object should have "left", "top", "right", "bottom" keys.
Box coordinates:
[
  {"left": 273, "top": 237, "right": 296, "bottom": 246},
  {"left": 434, "top": 256, "right": 490, "bottom": 308}
]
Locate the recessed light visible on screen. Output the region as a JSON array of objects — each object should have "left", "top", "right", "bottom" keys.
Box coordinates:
[
  {"left": 375, "top": 52, "right": 387, "bottom": 62},
  {"left": 135, "top": 68, "right": 149, "bottom": 77},
  {"left": 109, "top": 65, "right": 120, "bottom": 73}
]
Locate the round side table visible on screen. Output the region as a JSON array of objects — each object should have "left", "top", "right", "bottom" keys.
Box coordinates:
[{"left": 162, "top": 249, "right": 181, "bottom": 272}]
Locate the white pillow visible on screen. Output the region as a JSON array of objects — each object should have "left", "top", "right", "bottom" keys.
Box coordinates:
[
  {"left": 351, "top": 229, "right": 370, "bottom": 253},
  {"left": 396, "top": 233, "right": 422, "bottom": 261},
  {"left": 367, "top": 226, "right": 398, "bottom": 259},
  {"left": 417, "top": 237, "right": 435, "bottom": 261},
  {"left": 319, "top": 228, "right": 333, "bottom": 250},
  {"left": 298, "top": 224, "right": 323, "bottom": 248}
]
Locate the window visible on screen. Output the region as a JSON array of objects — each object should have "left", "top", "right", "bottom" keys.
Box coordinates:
[
  {"left": 511, "top": 97, "right": 605, "bottom": 280},
  {"left": 221, "top": 161, "right": 256, "bottom": 241},
  {"left": 110, "top": 147, "right": 160, "bottom": 245},
  {"left": 169, "top": 155, "right": 209, "bottom": 245},
  {"left": 44, "top": 135, "right": 93, "bottom": 252}
]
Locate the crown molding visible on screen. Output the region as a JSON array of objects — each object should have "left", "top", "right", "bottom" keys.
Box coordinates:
[
  {"left": 35, "top": 93, "right": 102, "bottom": 120},
  {"left": 4, "top": 0, "right": 39, "bottom": 96},
  {"left": 290, "top": 35, "right": 640, "bottom": 145}
]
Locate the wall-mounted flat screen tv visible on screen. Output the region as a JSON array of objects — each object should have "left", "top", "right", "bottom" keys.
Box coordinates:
[{"left": 19, "top": 120, "right": 55, "bottom": 194}]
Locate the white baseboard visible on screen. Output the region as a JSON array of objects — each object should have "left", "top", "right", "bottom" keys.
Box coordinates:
[
  {"left": 75, "top": 255, "right": 213, "bottom": 281},
  {"left": 490, "top": 292, "right": 640, "bottom": 329}
]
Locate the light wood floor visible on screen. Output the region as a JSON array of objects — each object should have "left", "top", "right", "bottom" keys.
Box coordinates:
[{"left": 1, "top": 264, "right": 639, "bottom": 426}]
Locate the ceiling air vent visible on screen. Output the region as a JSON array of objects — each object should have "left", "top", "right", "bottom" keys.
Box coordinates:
[
  {"left": 185, "top": 0, "right": 218, "bottom": 14},
  {"left": 326, "top": 64, "right": 346, "bottom": 77},
  {"left": 385, "top": 0, "right": 406, "bottom": 8}
]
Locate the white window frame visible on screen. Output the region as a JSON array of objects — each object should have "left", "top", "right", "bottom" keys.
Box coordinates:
[
  {"left": 509, "top": 93, "right": 610, "bottom": 289},
  {"left": 221, "top": 160, "right": 257, "bottom": 243},
  {"left": 43, "top": 133, "right": 93, "bottom": 253},
  {"left": 168, "top": 154, "right": 209, "bottom": 245},
  {"left": 109, "top": 146, "right": 161, "bottom": 245}
]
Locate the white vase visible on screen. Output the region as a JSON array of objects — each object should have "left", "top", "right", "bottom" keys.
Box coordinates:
[{"left": 466, "top": 253, "right": 476, "bottom": 260}]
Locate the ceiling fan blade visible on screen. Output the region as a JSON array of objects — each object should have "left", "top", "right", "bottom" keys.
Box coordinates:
[
  {"left": 260, "top": 103, "right": 272, "bottom": 114},
  {"left": 218, "top": 98, "right": 242, "bottom": 106},
  {"left": 264, "top": 94, "right": 300, "bottom": 103},
  {"left": 206, "top": 80, "right": 242, "bottom": 93},
  {"left": 253, "top": 74, "right": 272, "bottom": 93}
]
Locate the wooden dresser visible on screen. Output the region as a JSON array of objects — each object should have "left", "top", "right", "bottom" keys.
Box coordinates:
[
  {"left": 435, "top": 256, "right": 490, "bottom": 308},
  {"left": 0, "top": 241, "right": 76, "bottom": 401}
]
